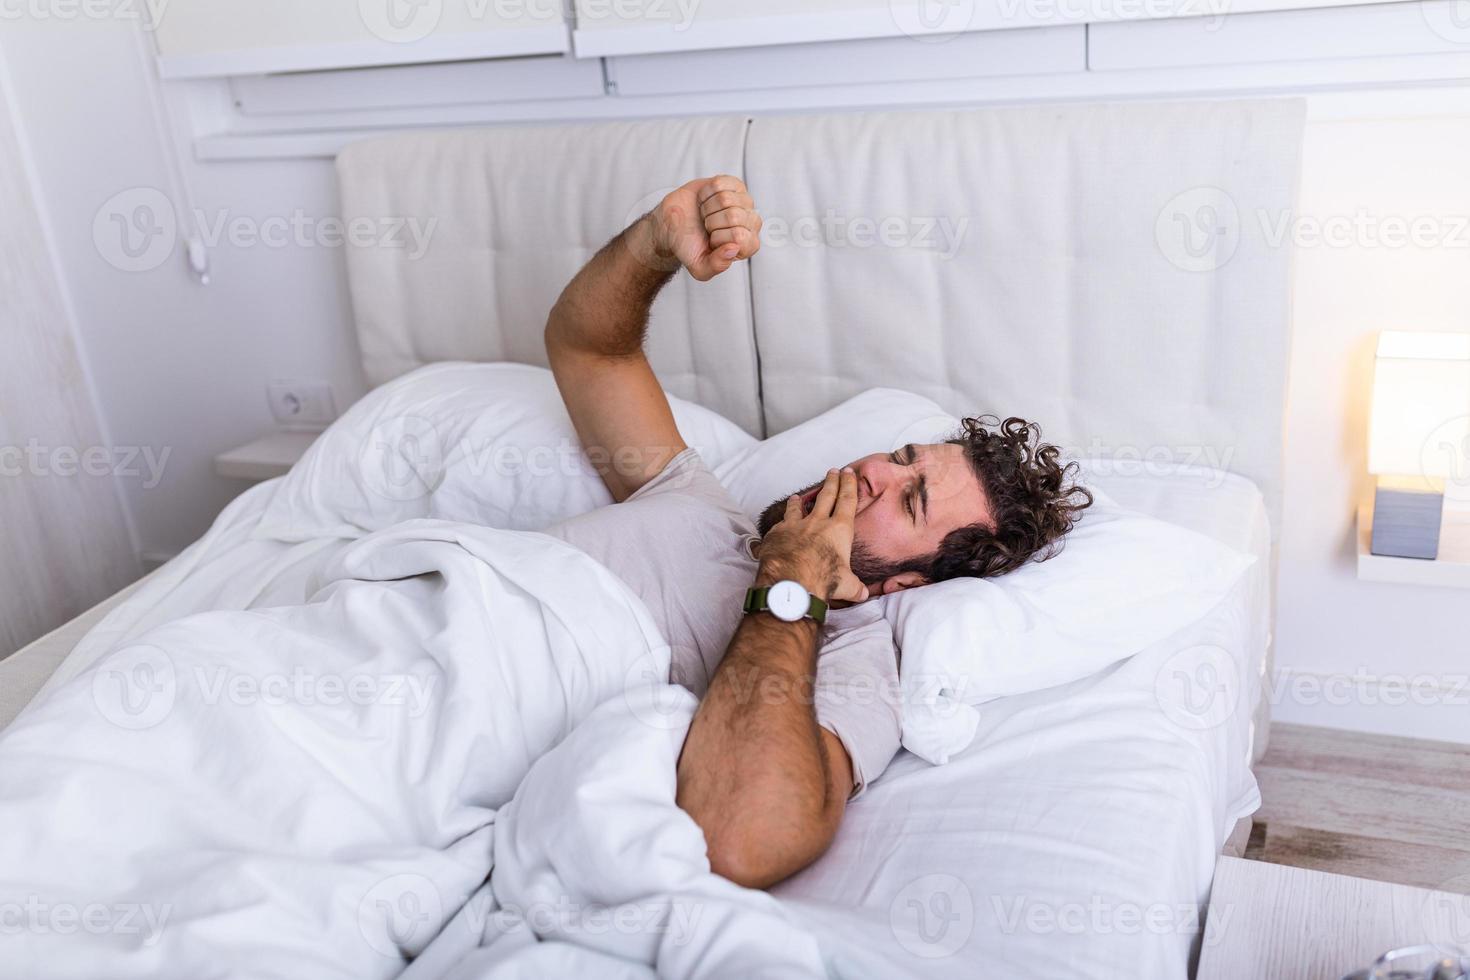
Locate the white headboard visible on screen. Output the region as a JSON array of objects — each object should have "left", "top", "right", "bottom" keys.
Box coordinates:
[{"left": 337, "top": 99, "right": 1306, "bottom": 530}]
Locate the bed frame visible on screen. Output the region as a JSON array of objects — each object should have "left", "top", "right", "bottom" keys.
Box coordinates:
[{"left": 3, "top": 99, "right": 1305, "bottom": 768}]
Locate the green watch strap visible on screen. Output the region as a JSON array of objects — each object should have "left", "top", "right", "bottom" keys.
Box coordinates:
[{"left": 742, "top": 585, "right": 828, "bottom": 626}]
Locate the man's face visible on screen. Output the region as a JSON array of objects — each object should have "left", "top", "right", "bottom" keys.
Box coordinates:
[{"left": 757, "top": 442, "right": 992, "bottom": 596}]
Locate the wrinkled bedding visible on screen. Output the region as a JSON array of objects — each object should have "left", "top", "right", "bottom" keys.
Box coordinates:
[{"left": 0, "top": 520, "right": 856, "bottom": 977}]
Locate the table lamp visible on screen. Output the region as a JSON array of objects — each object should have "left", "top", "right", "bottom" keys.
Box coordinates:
[{"left": 1367, "top": 330, "right": 1470, "bottom": 559}]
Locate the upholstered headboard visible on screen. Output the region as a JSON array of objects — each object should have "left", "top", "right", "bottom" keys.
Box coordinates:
[{"left": 336, "top": 99, "right": 1306, "bottom": 532}]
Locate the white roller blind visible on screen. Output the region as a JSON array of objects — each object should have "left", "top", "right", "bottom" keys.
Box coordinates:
[{"left": 153, "top": 0, "right": 570, "bottom": 79}]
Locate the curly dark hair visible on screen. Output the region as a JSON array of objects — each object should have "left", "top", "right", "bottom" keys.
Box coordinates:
[{"left": 903, "top": 415, "right": 1093, "bottom": 582}]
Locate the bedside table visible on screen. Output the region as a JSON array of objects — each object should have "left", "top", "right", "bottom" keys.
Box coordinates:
[
  {"left": 214, "top": 431, "right": 318, "bottom": 481},
  {"left": 1198, "top": 857, "right": 1470, "bottom": 980}
]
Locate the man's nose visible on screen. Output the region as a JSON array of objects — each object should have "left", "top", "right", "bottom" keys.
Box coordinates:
[{"left": 853, "top": 457, "right": 891, "bottom": 499}]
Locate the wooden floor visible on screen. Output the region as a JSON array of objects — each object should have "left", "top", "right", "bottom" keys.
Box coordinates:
[{"left": 1246, "top": 722, "right": 1470, "bottom": 893}]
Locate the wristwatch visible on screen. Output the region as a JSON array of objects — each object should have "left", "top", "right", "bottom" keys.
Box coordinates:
[{"left": 743, "top": 580, "right": 828, "bottom": 625}]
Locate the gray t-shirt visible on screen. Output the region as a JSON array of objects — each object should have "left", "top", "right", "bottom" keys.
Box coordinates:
[{"left": 543, "top": 447, "right": 902, "bottom": 795}]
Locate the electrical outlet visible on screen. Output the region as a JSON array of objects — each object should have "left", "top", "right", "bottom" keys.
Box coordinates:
[{"left": 267, "top": 380, "right": 337, "bottom": 431}]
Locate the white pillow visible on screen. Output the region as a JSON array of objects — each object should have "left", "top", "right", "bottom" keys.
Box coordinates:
[
  {"left": 715, "top": 390, "right": 1255, "bottom": 766},
  {"left": 255, "top": 362, "right": 757, "bottom": 541},
  {"left": 713, "top": 388, "right": 957, "bottom": 516}
]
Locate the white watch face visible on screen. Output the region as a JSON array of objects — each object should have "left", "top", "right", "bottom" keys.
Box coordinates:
[{"left": 767, "top": 580, "right": 810, "bottom": 622}]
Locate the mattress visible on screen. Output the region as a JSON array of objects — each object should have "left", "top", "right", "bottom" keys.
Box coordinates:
[{"left": 0, "top": 462, "right": 1269, "bottom": 978}]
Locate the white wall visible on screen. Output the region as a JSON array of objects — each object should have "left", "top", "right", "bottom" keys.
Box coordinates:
[
  {"left": 1, "top": 17, "right": 1466, "bottom": 740},
  {"left": 1272, "top": 114, "right": 1470, "bottom": 744},
  {"left": 0, "top": 18, "right": 366, "bottom": 563}
]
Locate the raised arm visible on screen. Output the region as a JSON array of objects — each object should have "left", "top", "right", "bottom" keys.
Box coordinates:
[
  {"left": 676, "top": 468, "right": 871, "bottom": 889},
  {"left": 544, "top": 175, "right": 761, "bottom": 501}
]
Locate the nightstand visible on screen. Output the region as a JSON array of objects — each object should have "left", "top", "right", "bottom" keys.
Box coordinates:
[
  {"left": 1198, "top": 857, "right": 1470, "bottom": 980},
  {"left": 214, "top": 431, "right": 318, "bottom": 481},
  {"left": 1357, "top": 501, "right": 1470, "bottom": 589}
]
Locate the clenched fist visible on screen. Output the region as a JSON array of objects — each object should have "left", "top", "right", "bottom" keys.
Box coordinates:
[{"left": 645, "top": 175, "right": 762, "bottom": 282}]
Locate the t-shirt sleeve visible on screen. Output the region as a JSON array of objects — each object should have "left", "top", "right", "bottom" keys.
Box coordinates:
[
  {"left": 625, "top": 446, "right": 750, "bottom": 523},
  {"left": 814, "top": 606, "right": 902, "bottom": 799}
]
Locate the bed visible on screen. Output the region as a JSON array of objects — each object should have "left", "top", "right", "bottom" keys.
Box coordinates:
[{"left": 0, "top": 98, "right": 1305, "bottom": 977}]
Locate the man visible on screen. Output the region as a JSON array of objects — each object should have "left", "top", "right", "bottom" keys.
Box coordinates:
[{"left": 543, "top": 174, "right": 1091, "bottom": 889}]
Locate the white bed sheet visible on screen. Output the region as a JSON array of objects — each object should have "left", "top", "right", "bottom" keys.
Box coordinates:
[
  {"left": 771, "top": 462, "right": 1271, "bottom": 977},
  {"left": 17, "top": 461, "right": 1269, "bottom": 979}
]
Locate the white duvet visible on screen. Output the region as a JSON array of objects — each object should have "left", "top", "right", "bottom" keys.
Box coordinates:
[{"left": 0, "top": 520, "right": 844, "bottom": 978}]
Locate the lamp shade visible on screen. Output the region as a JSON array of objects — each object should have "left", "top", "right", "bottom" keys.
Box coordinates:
[{"left": 1367, "top": 331, "right": 1470, "bottom": 481}]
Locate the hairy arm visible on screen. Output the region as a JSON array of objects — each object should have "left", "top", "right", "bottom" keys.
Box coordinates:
[
  {"left": 677, "top": 468, "right": 869, "bottom": 889},
  {"left": 544, "top": 175, "right": 760, "bottom": 501}
]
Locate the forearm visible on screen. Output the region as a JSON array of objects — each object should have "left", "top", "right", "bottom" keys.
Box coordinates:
[
  {"left": 545, "top": 215, "right": 676, "bottom": 358},
  {"left": 676, "top": 563, "right": 846, "bottom": 889}
]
